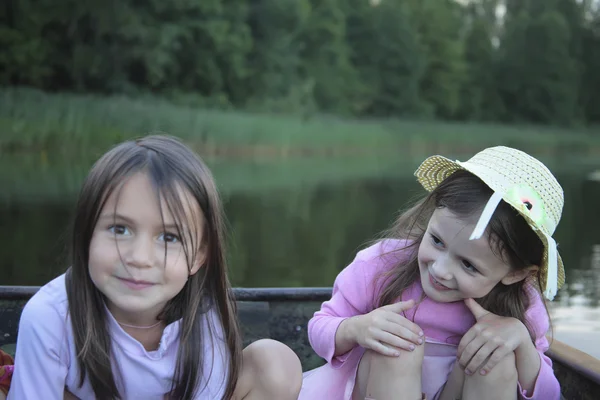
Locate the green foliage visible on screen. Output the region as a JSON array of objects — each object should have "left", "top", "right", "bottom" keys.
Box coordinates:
[
  {"left": 0, "top": 0, "right": 598, "bottom": 126},
  {"left": 345, "top": 0, "right": 425, "bottom": 116},
  {"left": 246, "top": 0, "right": 313, "bottom": 114},
  {"left": 580, "top": 4, "right": 600, "bottom": 122},
  {"left": 497, "top": 5, "right": 579, "bottom": 125},
  {"left": 457, "top": 1, "right": 504, "bottom": 121},
  {"left": 2, "top": 88, "right": 598, "bottom": 158},
  {"left": 408, "top": 0, "right": 466, "bottom": 119}
]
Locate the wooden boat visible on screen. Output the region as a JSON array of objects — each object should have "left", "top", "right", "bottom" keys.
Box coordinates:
[{"left": 0, "top": 286, "right": 598, "bottom": 399}]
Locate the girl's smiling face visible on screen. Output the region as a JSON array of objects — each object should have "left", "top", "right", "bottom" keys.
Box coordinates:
[
  {"left": 88, "top": 171, "right": 206, "bottom": 326},
  {"left": 418, "top": 207, "right": 521, "bottom": 303}
]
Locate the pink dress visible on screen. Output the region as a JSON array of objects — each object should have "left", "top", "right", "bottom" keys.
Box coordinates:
[{"left": 299, "top": 240, "right": 560, "bottom": 400}]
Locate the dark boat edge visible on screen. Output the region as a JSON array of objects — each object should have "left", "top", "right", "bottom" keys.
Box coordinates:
[
  {"left": 546, "top": 337, "right": 600, "bottom": 386},
  {"left": 2, "top": 285, "right": 600, "bottom": 386}
]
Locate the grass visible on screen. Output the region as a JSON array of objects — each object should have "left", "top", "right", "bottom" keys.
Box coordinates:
[
  {"left": 3, "top": 86, "right": 600, "bottom": 203},
  {"left": 0, "top": 150, "right": 419, "bottom": 203},
  {"left": 3, "top": 142, "right": 600, "bottom": 205},
  {"left": 1, "top": 87, "right": 600, "bottom": 156}
]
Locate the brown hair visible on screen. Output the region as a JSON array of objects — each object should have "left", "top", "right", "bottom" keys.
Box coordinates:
[
  {"left": 377, "top": 170, "right": 546, "bottom": 339},
  {"left": 65, "top": 134, "right": 241, "bottom": 399}
]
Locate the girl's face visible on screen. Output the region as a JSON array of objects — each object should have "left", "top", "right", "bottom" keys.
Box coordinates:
[
  {"left": 88, "top": 172, "right": 205, "bottom": 325},
  {"left": 418, "top": 207, "right": 520, "bottom": 303}
]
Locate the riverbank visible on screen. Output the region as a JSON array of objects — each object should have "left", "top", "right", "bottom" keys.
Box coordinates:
[{"left": 2, "top": 87, "right": 599, "bottom": 157}]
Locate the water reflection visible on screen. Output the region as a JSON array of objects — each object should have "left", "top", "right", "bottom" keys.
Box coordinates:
[
  {"left": 2, "top": 151, "right": 600, "bottom": 356},
  {"left": 2, "top": 162, "right": 599, "bottom": 293}
]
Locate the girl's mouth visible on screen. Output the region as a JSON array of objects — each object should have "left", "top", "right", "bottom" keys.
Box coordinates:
[
  {"left": 428, "top": 273, "right": 452, "bottom": 291},
  {"left": 118, "top": 277, "right": 155, "bottom": 290}
]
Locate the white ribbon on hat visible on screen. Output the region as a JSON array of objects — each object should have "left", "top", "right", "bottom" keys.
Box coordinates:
[
  {"left": 469, "top": 191, "right": 558, "bottom": 301},
  {"left": 543, "top": 234, "right": 558, "bottom": 300},
  {"left": 469, "top": 192, "right": 504, "bottom": 242}
]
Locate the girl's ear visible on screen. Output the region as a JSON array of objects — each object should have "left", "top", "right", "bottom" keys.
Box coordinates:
[
  {"left": 501, "top": 265, "right": 539, "bottom": 286},
  {"left": 190, "top": 241, "right": 208, "bottom": 276}
]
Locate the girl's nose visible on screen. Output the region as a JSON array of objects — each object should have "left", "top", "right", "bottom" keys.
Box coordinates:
[
  {"left": 430, "top": 259, "right": 453, "bottom": 281},
  {"left": 124, "top": 236, "right": 154, "bottom": 269}
]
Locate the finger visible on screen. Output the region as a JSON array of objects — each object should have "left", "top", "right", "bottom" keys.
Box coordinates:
[
  {"left": 480, "top": 346, "right": 511, "bottom": 375},
  {"left": 457, "top": 327, "right": 479, "bottom": 357},
  {"left": 365, "top": 338, "right": 403, "bottom": 357},
  {"left": 384, "top": 312, "right": 424, "bottom": 337},
  {"left": 458, "top": 336, "right": 486, "bottom": 370},
  {"left": 465, "top": 342, "right": 499, "bottom": 375},
  {"left": 374, "top": 331, "right": 418, "bottom": 352},
  {"left": 464, "top": 298, "right": 490, "bottom": 321},
  {"left": 381, "top": 320, "right": 423, "bottom": 345},
  {"left": 382, "top": 299, "right": 417, "bottom": 313}
]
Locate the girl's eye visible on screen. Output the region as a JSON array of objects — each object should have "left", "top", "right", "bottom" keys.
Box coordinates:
[
  {"left": 108, "top": 225, "right": 130, "bottom": 236},
  {"left": 462, "top": 260, "right": 479, "bottom": 274},
  {"left": 159, "top": 232, "right": 181, "bottom": 243},
  {"left": 430, "top": 234, "right": 443, "bottom": 247}
]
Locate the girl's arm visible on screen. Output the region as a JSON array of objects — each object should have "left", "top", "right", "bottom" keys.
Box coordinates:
[
  {"left": 333, "top": 315, "right": 362, "bottom": 357},
  {"left": 308, "top": 241, "right": 403, "bottom": 364},
  {"left": 516, "top": 289, "right": 560, "bottom": 400},
  {"left": 308, "top": 239, "right": 418, "bottom": 365},
  {"left": 516, "top": 334, "right": 560, "bottom": 400},
  {"left": 7, "top": 293, "right": 69, "bottom": 400},
  {"left": 514, "top": 338, "right": 541, "bottom": 393},
  {"left": 307, "top": 248, "right": 372, "bottom": 363}
]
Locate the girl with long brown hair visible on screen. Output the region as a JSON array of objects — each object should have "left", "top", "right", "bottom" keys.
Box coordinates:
[
  {"left": 8, "top": 135, "right": 302, "bottom": 399},
  {"left": 300, "top": 146, "right": 563, "bottom": 400}
]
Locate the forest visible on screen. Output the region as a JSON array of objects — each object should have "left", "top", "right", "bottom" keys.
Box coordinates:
[{"left": 2, "top": 0, "right": 599, "bottom": 127}]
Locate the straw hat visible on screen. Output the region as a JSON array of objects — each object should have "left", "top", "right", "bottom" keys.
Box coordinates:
[{"left": 414, "top": 146, "right": 564, "bottom": 300}]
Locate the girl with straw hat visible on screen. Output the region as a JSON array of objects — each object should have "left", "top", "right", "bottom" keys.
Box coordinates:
[{"left": 300, "top": 146, "right": 563, "bottom": 400}]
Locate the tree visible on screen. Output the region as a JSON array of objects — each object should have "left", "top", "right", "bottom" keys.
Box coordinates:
[
  {"left": 580, "top": 5, "right": 600, "bottom": 122},
  {"left": 299, "top": 0, "right": 361, "bottom": 115},
  {"left": 407, "top": 0, "right": 466, "bottom": 119},
  {"left": 458, "top": 1, "right": 503, "bottom": 121},
  {"left": 0, "top": 0, "right": 53, "bottom": 86},
  {"left": 497, "top": 5, "right": 579, "bottom": 125},
  {"left": 345, "top": 0, "right": 425, "bottom": 116},
  {"left": 246, "top": 0, "right": 313, "bottom": 113}
]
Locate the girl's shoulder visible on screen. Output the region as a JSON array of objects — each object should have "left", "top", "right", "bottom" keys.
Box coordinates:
[
  {"left": 337, "top": 239, "right": 415, "bottom": 299},
  {"left": 352, "top": 239, "right": 415, "bottom": 274},
  {"left": 15, "top": 274, "right": 72, "bottom": 366},
  {"left": 21, "top": 274, "right": 69, "bottom": 325},
  {"left": 523, "top": 282, "right": 550, "bottom": 339}
]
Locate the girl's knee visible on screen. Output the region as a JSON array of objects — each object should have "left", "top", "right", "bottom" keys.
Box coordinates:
[
  {"left": 362, "top": 343, "right": 424, "bottom": 375},
  {"left": 466, "top": 352, "right": 517, "bottom": 387},
  {"left": 354, "top": 346, "right": 424, "bottom": 400},
  {"left": 243, "top": 339, "right": 302, "bottom": 398}
]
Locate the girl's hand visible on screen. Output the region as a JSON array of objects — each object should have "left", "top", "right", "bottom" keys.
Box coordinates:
[
  {"left": 457, "top": 298, "right": 530, "bottom": 376},
  {"left": 350, "top": 300, "right": 424, "bottom": 356}
]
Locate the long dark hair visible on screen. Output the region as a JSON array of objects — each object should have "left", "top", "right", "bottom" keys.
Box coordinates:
[
  {"left": 377, "top": 170, "right": 546, "bottom": 339},
  {"left": 65, "top": 134, "right": 242, "bottom": 399}
]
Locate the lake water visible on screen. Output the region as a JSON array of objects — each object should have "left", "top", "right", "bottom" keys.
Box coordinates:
[{"left": 2, "top": 146, "right": 600, "bottom": 357}]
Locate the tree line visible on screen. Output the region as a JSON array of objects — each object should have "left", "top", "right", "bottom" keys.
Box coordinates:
[{"left": 1, "top": 0, "right": 599, "bottom": 126}]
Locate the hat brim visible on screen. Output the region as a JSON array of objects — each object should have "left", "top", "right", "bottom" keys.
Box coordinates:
[{"left": 414, "top": 154, "right": 565, "bottom": 292}]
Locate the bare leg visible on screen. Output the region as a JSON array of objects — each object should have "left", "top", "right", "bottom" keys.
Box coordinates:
[
  {"left": 462, "top": 352, "right": 518, "bottom": 400},
  {"left": 233, "top": 339, "right": 302, "bottom": 400},
  {"left": 352, "top": 344, "right": 425, "bottom": 400},
  {"left": 438, "top": 362, "right": 465, "bottom": 400}
]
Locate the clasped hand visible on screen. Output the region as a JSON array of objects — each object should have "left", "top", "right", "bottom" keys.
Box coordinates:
[
  {"left": 458, "top": 298, "right": 530, "bottom": 376},
  {"left": 351, "top": 300, "right": 424, "bottom": 356}
]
